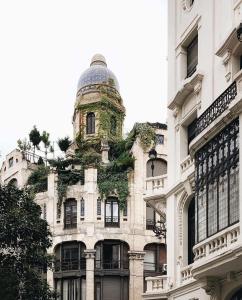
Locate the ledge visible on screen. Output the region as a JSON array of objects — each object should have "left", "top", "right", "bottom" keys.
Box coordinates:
[{"left": 168, "top": 72, "right": 203, "bottom": 110}]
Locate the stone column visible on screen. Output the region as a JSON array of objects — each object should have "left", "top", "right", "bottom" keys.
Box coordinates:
[
  {"left": 128, "top": 251, "right": 145, "bottom": 300},
  {"left": 239, "top": 113, "right": 242, "bottom": 242},
  {"left": 84, "top": 249, "right": 96, "bottom": 300}
]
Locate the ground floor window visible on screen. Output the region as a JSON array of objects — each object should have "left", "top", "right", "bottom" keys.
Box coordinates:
[
  {"left": 95, "top": 276, "right": 129, "bottom": 300},
  {"left": 56, "top": 278, "right": 86, "bottom": 300}
]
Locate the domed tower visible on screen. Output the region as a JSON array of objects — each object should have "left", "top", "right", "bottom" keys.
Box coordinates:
[{"left": 73, "top": 54, "right": 125, "bottom": 143}]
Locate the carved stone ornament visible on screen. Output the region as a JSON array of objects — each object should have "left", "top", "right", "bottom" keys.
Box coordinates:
[
  {"left": 128, "top": 251, "right": 145, "bottom": 260},
  {"left": 84, "top": 249, "right": 96, "bottom": 259},
  {"left": 202, "top": 279, "right": 220, "bottom": 300}
]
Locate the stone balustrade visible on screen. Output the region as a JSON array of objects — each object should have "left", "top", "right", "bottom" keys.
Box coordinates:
[
  {"left": 180, "top": 155, "right": 193, "bottom": 173},
  {"left": 145, "top": 175, "right": 167, "bottom": 192},
  {"left": 193, "top": 224, "right": 240, "bottom": 262},
  {"left": 145, "top": 275, "right": 168, "bottom": 293},
  {"left": 181, "top": 265, "right": 193, "bottom": 283}
]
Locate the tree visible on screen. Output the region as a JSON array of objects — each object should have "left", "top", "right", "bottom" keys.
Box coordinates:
[
  {"left": 57, "top": 136, "right": 71, "bottom": 153},
  {"left": 41, "top": 131, "right": 50, "bottom": 161},
  {"left": 29, "top": 126, "right": 41, "bottom": 158},
  {"left": 17, "top": 138, "right": 31, "bottom": 152},
  {"left": 0, "top": 185, "right": 56, "bottom": 300}
]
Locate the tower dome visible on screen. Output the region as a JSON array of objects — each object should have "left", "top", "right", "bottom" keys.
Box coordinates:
[{"left": 77, "top": 54, "right": 120, "bottom": 92}]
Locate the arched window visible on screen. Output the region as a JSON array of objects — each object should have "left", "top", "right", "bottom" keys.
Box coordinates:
[
  {"left": 230, "top": 287, "right": 242, "bottom": 300},
  {"left": 8, "top": 178, "right": 18, "bottom": 187},
  {"left": 188, "top": 197, "right": 195, "bottom": 265},
  {"left": 144, "top": 243, "right": 166, "bottom": 274},
  {"left": 86, "top": 112, "right": 95, "bottom": 134},
  {"left": 146, "top": 158, "right": 167, "bottom": 177},
  {"left": 110, "top": 116, "right": 117, "bottom": 135},
  {"left": 64, "top": 199, "right": 77, "bottom": 229}
]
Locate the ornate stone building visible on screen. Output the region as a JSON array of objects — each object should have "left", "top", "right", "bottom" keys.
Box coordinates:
[
  {"left": 0, "top": 54, "right": 168, "bottom": 300},
  {"left": 143, "top": 1, "right": 242, "bottom": 299}
]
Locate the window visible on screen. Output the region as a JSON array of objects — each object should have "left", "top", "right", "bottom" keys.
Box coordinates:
[
  {"left": 97, "top": 197, "right": 101, "bottom": 216},
  {"left": 105, "top": 198, "right": 119, "bottom": 227},
  {"left": 240, "top": 55, "right": 242, "bottom": 70},
  {"left": 86, "top": 112, "right": 95, "bottom": 134},
  {"left": 231, "top": 288, "right": 242, "bottom": 300},
  {"left": 188, "top": 198, "right": 195, "bottom": 264},
  {"left": 64, "top": 199, "right": 77, "bottom": 229},
  {"left": 95, "top": 240, "right": 129, "bottom": 270},
  {"left": 195, "top": 118, "right": 239, "bottom": 243},
  {"left": 110, "top": 116, "right": 117, "bottom": 135},
  {"left": 146, "top": 159, "right": 167, "bottom": 177},
  {"left": 56, "top": 278, "right": 86, "bottom": 300},
  {"left": 80, "top": 198, "right": 85, "bottom": 217},
  {"left": 155, "top": 134, "right": 164, "bottom": 145},
  {"left": 146, "top": 204, "right": 156, "bottom": 230},
  {"left": 8, "top": 157, "right": 13, "bottom": 168},
  {"left": 187, "top": 35, "right": 198, "bottom": 78},
  {"left": 144, "top": 244, "right": 166, "bottom": 274}
]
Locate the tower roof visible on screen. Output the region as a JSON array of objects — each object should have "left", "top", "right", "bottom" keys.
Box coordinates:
[{"left": 77, "top": 54, "right": 120, "bottom": 92}]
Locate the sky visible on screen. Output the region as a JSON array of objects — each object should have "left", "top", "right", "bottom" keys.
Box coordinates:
[{"left": 0, "top": 0, "right": 168, "bottom": 162}]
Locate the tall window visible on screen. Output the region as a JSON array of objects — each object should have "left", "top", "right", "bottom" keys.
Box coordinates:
[
  {"left": 188, "top": 198, "right": 195, "bottom": 265},
  {"left": 86, "top": 112, "right": 95, "bottom": 134},
  {"left": 231, "top": 287, "right": 242, "bottom": 300},
  {"left": 146, "top": 204, "right": 156, "bottom": 230},
  {"left": 64, "top": 199, "right": 77, "bottom": 229},
  {"left": 105, "top": 198, "right": 119, "bottom": 227},
  {"left": 195, "top": 118, "right": 239, "bottom": 243},
  {"left": 187, "top": 35, "right": 198, "bottom": 78},
  {"left": 80, "top": 198, "right": 85, "bottom": 217}
]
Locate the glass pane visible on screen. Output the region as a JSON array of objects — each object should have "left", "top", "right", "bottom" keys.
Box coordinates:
[
  {"left": 63, "top": 280, "right": 68, "bottom": 300},
  {"left": 230, "top": 166, "right": 239, "bottom": 224},
  {"left": 198, "top": 188, "right": 206, "bottom": 242},
  {"left": 208, "top": 181, "right": 217, "bottom": 236},
  {"left": 113, "top": 202, "right": 119, "bottom": 218},
  {"left": 106, "top": 202, "right": 111, "bottom": 217},
  {"left": 144, "top": 250, "right": 156, "bottom": 271},
  {"left": 82, "top": 279, "right": 86, "bottom": 300},
  {"left": 218, "top": 173, "right": 228, "bottom": 230}
]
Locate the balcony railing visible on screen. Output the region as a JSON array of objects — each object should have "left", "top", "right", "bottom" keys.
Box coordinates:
[
  {"left": 54, "top": 258, "right": 86, "bottom": 272},
  {"left": 180, "top": 265, "right": 193, "bottom": 283},
  {"left": 95, "top": 259, "right": 129, "bottom": 270},
  {"left": 145, "top": 275, "right": 168, "bottom": 293},
  {"left": 146, "top": 219, "right": 155, "bottom": 230},
  {"left": 192, "top": 81, "right": 237, "bottom": 139},
  {"left": 145, "top": 175, "right": 167, "bottom": 192},
  {"left": 104, "top": 216, "right": 119, "bottom": 227},
  {"left": 193, "top": 224, "right": 240, "bottom": 262}
]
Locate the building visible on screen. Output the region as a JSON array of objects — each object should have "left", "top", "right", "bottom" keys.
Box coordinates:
[
  {"left": 0, "top": 54, "right": 168, "bottom": 300},
  {"left": 143, "top": 1, "right": 242, "bottom": 299}
]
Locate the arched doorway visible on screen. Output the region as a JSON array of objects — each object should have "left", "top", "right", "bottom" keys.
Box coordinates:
[
  {"left": 188, "top": 197, "right": 195, "bottom": 265},
  {"left": 231, "top": 288, "right": 242, "bottom": 300}
]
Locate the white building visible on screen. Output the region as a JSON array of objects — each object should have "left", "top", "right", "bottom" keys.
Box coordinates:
[
  {"left": 1, "top": 55, "right": 168, "bottom": 300},
  {"left": 143, "top": 1, "right": 242, "bottom": 299}
]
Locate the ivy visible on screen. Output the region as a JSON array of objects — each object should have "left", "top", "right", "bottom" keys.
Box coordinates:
[{"left": 27, "top": 165, "right": 49, "bottom": 193}]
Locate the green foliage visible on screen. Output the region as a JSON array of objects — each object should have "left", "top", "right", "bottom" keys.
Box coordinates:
[
  {"left": 57, "top": 136, "right": 71, "bottom": 153},
  {"left": 27, "top": 165, "right": 49, "bottom": 193},
  {"left": 17, "top": 138, "right": 31, "bottom": 152},
  {"left": 0, "top": 185, "right": 56, "bottom": 299},
  {"left": 127, "top": 122, "right": 156, "bottom": 151},
  {"left": 41, "top": 131, "right": 50, "bottom": 148},
  {"left": 29, "top": 126, "right": 41, "bottom": 152}
]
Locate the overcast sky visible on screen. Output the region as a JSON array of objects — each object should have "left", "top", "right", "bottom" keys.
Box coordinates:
[{"left": 0, "top": 0, "right": 167, "bottom": 162}]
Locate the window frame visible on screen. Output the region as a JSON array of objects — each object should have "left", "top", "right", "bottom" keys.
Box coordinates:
[
  {"left": 86, "top": 112, "right": 95, "bottom": 134},
  {"left": 186, "top": 35, "right": 198, "bottom": 78},
  {"left": 64, "top": 199, "right": 77, "bottom": 229},
  {"left": 105, "top": 198, "right": 120, "bottom": 227}
]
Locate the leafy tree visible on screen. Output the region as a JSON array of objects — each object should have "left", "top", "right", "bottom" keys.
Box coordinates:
[
  {"left": 57, "top": 137, "right": 71, "bottom": 153},
  {"left": 29, "top": 126, "right": 41, "bottom": 158},
  {"left": 0, "top": 184, "right": 56, "bottom": 300},
  {"left": 17, "top": 138, "right": 31, "bottom": 152},
  {"left": 41, "top": 131, "right": 50, "bottom": 161}
]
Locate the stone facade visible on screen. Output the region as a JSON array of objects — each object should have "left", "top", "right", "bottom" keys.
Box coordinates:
[
  {"left": 143, "top": 1, "right": 242, "bottom": 299},
  {"left": 0, "top": 55, "right": 168, "bottom": 300}
]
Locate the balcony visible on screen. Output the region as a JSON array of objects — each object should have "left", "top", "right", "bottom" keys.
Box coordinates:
[
  {"left": 54, "top": 258, "right": 86, "bottom": 272},
  {"left": 95, "top": 259, "right": 129, "bottom": 270},
  {"left": 180, "top": 264, "right": 194, "bottom": 284},
  {"left": 192, "top": 224, "right": 242, "bottom": 279},
  {"left": 145, "top": 175, "right": 167, "bottom": 194},
  {"left": 143, "top": 275, "right": 169, "bottom": 299}
]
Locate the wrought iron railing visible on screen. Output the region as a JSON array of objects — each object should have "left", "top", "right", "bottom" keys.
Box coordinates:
[
  {"left": 54, "top": 258, "right": 86, "bottom": 272},
  {"left": 193, "top": 81, "right": 237, "bottom": 138},
  {"left": 105, "top": 216, "right": 119, "bottom": 227},
  {"left": 95, "top": 259, "right": 129, "bottom": 270}
]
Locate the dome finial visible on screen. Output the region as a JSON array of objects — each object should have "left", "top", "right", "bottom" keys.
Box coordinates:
[{"left": 90, "top": 54, "right": 107, "bottom": 66}]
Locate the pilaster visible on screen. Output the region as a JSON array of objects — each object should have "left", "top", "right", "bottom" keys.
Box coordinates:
[
  {"left": 128, "top": 251, "right": 145, "bottom": 300},
  {"left": 84, "top": 249, "right": 96, "bottom": 300}
]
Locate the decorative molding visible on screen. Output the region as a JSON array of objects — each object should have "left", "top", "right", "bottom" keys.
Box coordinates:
[
  {"left": 128, "top": 251, "right": 145, "bottom": 260},
  {"left": 84, "top": 249, "right": 96, "bottom": 259}
]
